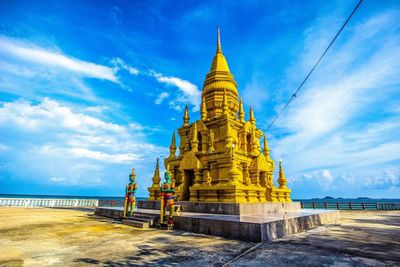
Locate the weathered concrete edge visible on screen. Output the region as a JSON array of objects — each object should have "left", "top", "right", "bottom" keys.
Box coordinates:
[
  {"left": 174, "top": 211, "right": 340, "bottom": 242},
  {"left": 260, "top": 211, "right": 340, "bottom": 242}
]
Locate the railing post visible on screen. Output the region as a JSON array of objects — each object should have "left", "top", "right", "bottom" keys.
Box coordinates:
[
  {"left": 362, "top": 202, "right": 365, "bottom": 210},
  {"left": 324, "top": 202, "right": 327, "bottom": 209},
  {"left": 336, "top": 202, "right": 340, "bottom": 210},
  {"left": 349, "top": 202, "right": 352, "bottom": 210}
]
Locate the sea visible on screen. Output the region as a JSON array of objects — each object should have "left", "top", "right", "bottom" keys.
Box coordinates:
[
  {"left": 0, "top": 194, "right": 146, "bottom": 202},
  {"left": 1, "top": 194, "right": 399, "bottom": 204}
]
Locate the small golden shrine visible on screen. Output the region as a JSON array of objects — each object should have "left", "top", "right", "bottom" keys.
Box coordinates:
[{"left": 148, "top": 28, "right": 291, "bottom": 203}]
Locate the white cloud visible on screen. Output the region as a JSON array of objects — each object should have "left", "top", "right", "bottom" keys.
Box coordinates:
[
  {"left": 0, "top": 98, "right": 167, "bottom": 188},
  {"left": 85, "top": 105, "right": 110, "bottom": 113},
  {"left": 111, "top": 57, "right": 139, "bottom": 75},
  {"left": 0, "top": 36, "right": 118, "bottom": 82},
  {"left": 154, "top": 92, "right": 170, "bottom": 105},
  {"left": 363, "top": 170, "right": 399, "bottom": 189},
  {"left": 68, "top": 147, "right": 140, "bottom": 163},
  {"left": 0, "top": 98, "right": 126, "bottom": 134},
  {"left": 291, "top": 169, "right": 335, "bottom": 191},
  {"left": 50, "top": 177, "right": 66, "bottom": 183},
  {"left": 150, "top": 71, "right": 201, "bottom": 111}
]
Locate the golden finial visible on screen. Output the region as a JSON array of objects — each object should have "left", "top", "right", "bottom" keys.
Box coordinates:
[
  {"left": 249, "top": 106, "right": 256, "bottom": 125},
  {"left": 169, "top": 132, "right": 176, "bottom": 158},
  {"left": 171, "top": 132, "right": 176, "bottom": 147},
  {"left": 183, "top": 105, "right": 190, "bottom": 126},
  {"left": 152, "top": 158, "right": 160, "bottom": 182},
  {"left": 238, "top": 97, "right": 245, "bottom": 123},
  {"left": 217, "top": 26, "right": 222, "bottom": 53},
  {"left": 278, "top": 159, "right": 288, "bottom": 189},
  {"left": 263, "top": 134, "right": 270, "bottom": 156},
  {"left": 201, "top": 97, "right": 207, "bottom": 121}
]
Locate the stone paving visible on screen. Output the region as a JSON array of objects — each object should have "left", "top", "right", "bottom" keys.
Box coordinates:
[{"left": 0, "top": 207, "right": 399, "bottom": 266}]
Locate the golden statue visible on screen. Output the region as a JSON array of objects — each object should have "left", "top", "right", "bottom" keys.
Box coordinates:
[{"left": 148, "top": 28, "right": 292, "bottom": 203}]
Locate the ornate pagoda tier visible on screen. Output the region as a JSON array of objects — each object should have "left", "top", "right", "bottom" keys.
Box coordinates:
[{"left": 148, "top": 28, "right": 292, "bottom": 203}]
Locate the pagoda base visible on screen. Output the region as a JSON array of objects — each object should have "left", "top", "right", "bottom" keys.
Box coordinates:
[
  {"left": 137, "top": 200, "right": 301, "bottom": 215},
  {"left": 95, "top": 201, "right": 339, "bottom": 242}
]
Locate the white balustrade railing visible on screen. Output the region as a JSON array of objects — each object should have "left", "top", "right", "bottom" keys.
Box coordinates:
[{"left": 0, "top": 198, "right": 99, "bottom": 207}]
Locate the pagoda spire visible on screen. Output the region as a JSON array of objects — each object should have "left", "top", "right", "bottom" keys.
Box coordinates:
[
  {"left": 217, "top": 26, "right": 222, "bottom": 54},
  {"left": 249, "top": 106, "right": 256, "bottom": 126},
  {"left": 238, "top": 98, "right": 245, "bottom": 123},
  {"left": 222, "top": 89, "right": 228, "bottom": 115},
  {"left": 169, "top": 132, "right": 177, "bottom": 158},
  {"left": 183, "top": 105, "right": 190, "bottom": 126},
  {"left": 201, "top": 97, "right": 207, "bottom": 121},
  {"left": 152, "top": 158, "right": 161, "bottom": 185},
  {"left": 278, "top": 160, "right": 288, "bottom": 189},
  {"left": 202, "top": 27, "right": 239, "bottom": 119}
]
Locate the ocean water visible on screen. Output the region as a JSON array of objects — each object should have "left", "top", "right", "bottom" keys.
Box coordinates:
[
  {"left": 1, "top": 194, "right": 399, "bottom": 203},
  {"left": 0, "top": 194, "right": 146, "bottom": 201},
  {"left": 294, "top": 198, "right": 400, "bottom": 203}
]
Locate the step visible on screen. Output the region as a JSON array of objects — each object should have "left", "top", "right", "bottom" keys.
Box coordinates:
[
  {"left": 122, "top": 219, "right": 149, "bottom": 228},
  {"left": 133, "top": 212, "right": 160, "bottom": 219},
  {"left": 125, "top": 216, "right": 154, "bottom": 224}
]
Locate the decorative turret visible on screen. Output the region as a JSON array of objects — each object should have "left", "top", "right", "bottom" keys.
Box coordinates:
[
  {"left": 147, "top": 158, "right": 161, "bottom": 200},
  {"left": 263, "top": 134, "right": 270, "bottom": 157},
  {"left": 202, "top": 27, "right": 239, "bottom": 118},
  {"left": 169, "top": 132, "right": 177, "bottom": 158},
  {"left": 153, "top": 158, "right": 160, "bottom": 184},
  {"left": 201, "top": 97, "right": 207, "bottom": 121},
  {"left": 249, "top": 106, "right": 256, "bottom": 126},
  {"left": 183, "top": 105, "right": 190, "bottom": 126},
  {"left": 238, "top": 98, "right": 245, "bottom": 123},
  {"left": 278, "top": 160, "right": 288, "bottom": 189},
  {"left": 191, "top": 123, "right": 198, "bottom": 152}
]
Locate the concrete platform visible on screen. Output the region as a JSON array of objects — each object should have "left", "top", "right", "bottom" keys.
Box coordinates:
[
  {"left": 2, "top": 208, "right": 399, "bottom": 266},
  {"left": 94, "top": 205, "right": 339, "bottom": 242}
]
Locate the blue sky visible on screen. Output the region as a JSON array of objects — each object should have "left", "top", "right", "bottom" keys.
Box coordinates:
[{"left": 0, "top": 0, "right": 399, "bottom": 198}]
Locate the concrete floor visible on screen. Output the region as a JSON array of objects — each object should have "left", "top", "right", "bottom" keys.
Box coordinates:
[{"left": 0, "top": 207, "right": 399, "bottom": 266}]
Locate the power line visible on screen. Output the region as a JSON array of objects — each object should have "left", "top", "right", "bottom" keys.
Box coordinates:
[{"left": 266, "top": 0, "right": 363, "bottom": 131}]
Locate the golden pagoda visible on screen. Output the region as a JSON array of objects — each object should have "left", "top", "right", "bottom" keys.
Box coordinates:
[{"left": 148, "top": 28, "right": 291, "bottom": 203}]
